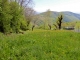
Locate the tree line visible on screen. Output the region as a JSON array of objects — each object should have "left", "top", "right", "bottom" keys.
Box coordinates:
[
  {"left": 38, "top": 9, "right": 63, "bottom": 30},
  {"left": 0, "top": 0, "right": 63, "bottom": 34},
  {"left": 0, "top": 0, "right": 36, "bottom": 34}
]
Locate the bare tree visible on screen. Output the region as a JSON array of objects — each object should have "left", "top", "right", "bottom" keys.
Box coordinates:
[
  {"left": 17, "top": 0, "right": 33, "bottom": 7},
  {"left": 24, "top": 7, "right": 36, "bottom": 27}
]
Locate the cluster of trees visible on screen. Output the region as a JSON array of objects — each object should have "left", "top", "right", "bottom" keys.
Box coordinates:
[
  {"left": 0, "top": 0, "right": 35, "bottom": 33},
  {"left": 0, "top": 0, "right": 64, "bottom": 34},
  {"left": 39, "top": 10, "right": 63, "bottom": 30}
]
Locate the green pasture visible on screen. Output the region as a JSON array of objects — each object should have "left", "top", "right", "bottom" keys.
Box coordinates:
[{"left": 0, "top": 30, "right": 80, "bottom": 60}]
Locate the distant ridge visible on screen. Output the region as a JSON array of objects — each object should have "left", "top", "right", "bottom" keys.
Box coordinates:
[{"left": 39, "top": 11, "right": 80, "bottom": 22}]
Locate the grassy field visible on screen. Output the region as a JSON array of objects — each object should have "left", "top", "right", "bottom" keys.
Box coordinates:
[{"left": 0, "top": 30, "right": 80, "bottom": 60}]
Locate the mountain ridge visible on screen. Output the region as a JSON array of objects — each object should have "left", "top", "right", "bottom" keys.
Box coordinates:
[{"left": 39, "top": 11, "right": 80, "bottom": 22}]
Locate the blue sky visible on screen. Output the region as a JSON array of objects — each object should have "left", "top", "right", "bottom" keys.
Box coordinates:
[{"left": 33, "top": 0, "right": 80, "bottom": 13}]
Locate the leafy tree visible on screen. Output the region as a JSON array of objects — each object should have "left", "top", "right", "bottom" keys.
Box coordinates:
[
  {"left": 0, "top": 0, "right": 12, "bottom": 33},
  {"left": 44, "top": 9, "right": 52, "bottom": 30},
  {"left": 0, "top": 0, "right": 25, "bottom": 33},
  {"left": 56, "top": 14, "right": 63, "bottom": 30},
  {"left": 0, "top": 0, "right": 34, "bottom": 33},
  {"left": 10, "top": 1, "right": 23, "bottom": 33},
  {"left": 20, "top": 16, "right": 27, "bottom": 31}
]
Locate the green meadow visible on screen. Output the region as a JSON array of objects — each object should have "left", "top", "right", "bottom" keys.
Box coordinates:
[{"left": 0, "top": 30, "right": 80, "bottom": 60}]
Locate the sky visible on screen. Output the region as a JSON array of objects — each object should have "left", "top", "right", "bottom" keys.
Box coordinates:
[{"left": 33, "top": 0, "right": 80, "bottom": 13}]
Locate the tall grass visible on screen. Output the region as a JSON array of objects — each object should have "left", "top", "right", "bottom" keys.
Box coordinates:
[{"left": 0, "top": 30, "right": 80, "bottom": 60}]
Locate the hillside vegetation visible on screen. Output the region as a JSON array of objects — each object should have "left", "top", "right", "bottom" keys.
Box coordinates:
[
  {"left": 0, "top": 1, "right": 80, "bottom": 60},
  {"left": 0, "top": 30, "right": 80, "bottom": 60},
  {"left": 40, "top": 11, "right": 80, "bottom": 22}
]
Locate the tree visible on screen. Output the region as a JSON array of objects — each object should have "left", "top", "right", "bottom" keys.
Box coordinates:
[
  {"left": 0, "top": 0, "right": 12, "bottom": 33},
  {"left": 12, "top": 0, "right": 34, "bottom": 31},
  {"left": 0, "top": 0, "right": 25, "bottom": 33},
  {"left": 56, "top": 14, "right": 63, "bottom": 30},
  {"left": 24, "top": 7, "right": 36, "bottom": 29},
  {"left": 17, "top": 0, "right": 33, "bottom": 7},
  {"left": 10, "top": 1, "right": 23, "bottom": 33},
  {"left": 44, "top": 9, "right": 52, "bottom": 30},
  {"left": 0, "top": 0, "right": 34, "bottom": 33},
  {"left": 31, "top": 15, "right": 39, "bottom": 31}
]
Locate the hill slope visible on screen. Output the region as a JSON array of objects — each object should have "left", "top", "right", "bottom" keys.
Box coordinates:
[{"left": 40, "top": 11, "right": 80, "bottom": 22}]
